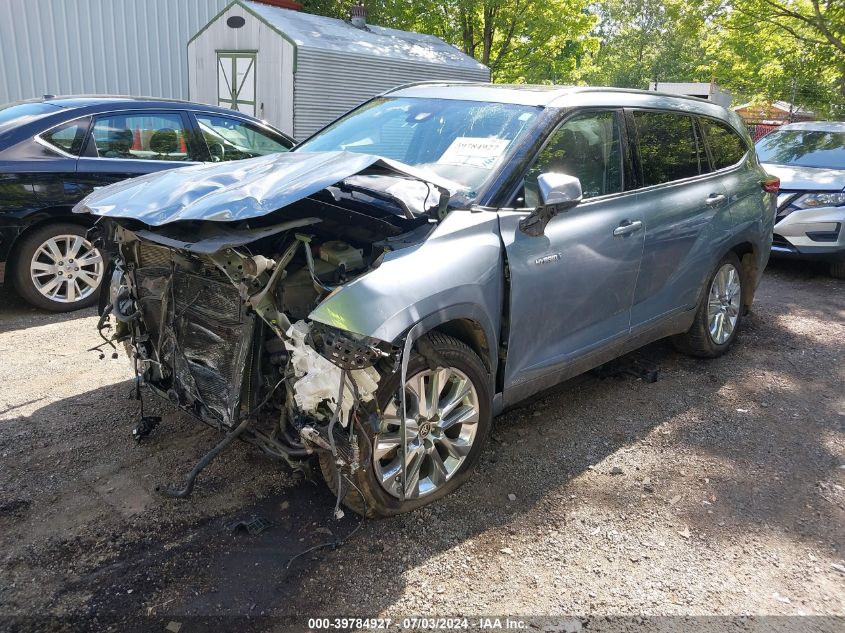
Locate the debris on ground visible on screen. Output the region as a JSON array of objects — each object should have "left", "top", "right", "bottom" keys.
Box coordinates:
[{"left": 225, "top": 515, "right": 271, "bottom": 536}]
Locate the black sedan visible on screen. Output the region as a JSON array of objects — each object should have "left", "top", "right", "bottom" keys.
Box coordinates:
[{"left": 0, "top": 96, "right": 294, "bottom": 311}]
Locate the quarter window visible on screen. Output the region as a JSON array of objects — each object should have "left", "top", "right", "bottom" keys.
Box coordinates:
[
  {"left": 195, "top": 114, "right": 289, "bottom": 161},
  {"left": 40, "top": 118, "right": 90, "bottom": 156},
  {"left": 634, "top": 111, "right": 702, "bottom": 186},
  {"left": 90, "top": 113, "right": 192, "bottom": 161},
  {"left": 700, "top": 118, "right": 747, "bottom": 170},
  {"left": 524, "top": 110, "right": 623, "bottom": 206}
]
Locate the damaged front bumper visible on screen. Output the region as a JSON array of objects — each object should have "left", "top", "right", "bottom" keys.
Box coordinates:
[
  {"left": 78, "top": 151, "right": 461, "bottom": 499},
  {"left": 104, "top": 223, "right": 395, "bottom": 477}
]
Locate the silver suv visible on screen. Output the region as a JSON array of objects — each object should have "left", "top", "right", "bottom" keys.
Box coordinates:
[
  {"left": 77, "top": 84, "right": 775, "bottom": 517},
  {"left": 756, "top": 121, "right": 845, "bottom": 278}
]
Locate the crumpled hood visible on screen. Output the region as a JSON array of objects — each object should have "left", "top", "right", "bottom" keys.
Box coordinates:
[
  {"left": 762, "top": 163, "right": 845, "bottom": 192},
  {"left": 73, "top": 151, "right": 463, "bottom": 226}
]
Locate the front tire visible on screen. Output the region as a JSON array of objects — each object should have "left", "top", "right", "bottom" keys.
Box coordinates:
[
  {"left": 672, "top": 252, "right": 744, "bottom": 358},
  {"left": 11, "top": 222, "right": 104, "bottom": 312},
  {"left": 830, "top": 261, "right": 845, "bottom": 280},
  {"left": 321, "top": 332, "right": 492, "bottom": 518}
]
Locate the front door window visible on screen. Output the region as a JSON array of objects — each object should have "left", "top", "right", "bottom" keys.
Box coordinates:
[{"left": 217, "top": 52, "right": 257, "bottom": 117}]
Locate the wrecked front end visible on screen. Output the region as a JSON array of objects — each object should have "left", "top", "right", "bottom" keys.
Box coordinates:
[{"left": 78, "top": 151, "right": 456, "bottom": 507}]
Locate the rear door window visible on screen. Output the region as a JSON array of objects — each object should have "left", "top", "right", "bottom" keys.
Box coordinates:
[
  {"left": 699, "top": 118, "right": 747, "bottom": 170},
  {"left": 633, "top": 111, "right": 702, "bottom": 186},
  {"left": 194, "top": 114, "right": 290, "bottom": 161},
  {"left": 39, "top": 117, "right": 90, "bottom": 156},
  {"left": 89, "top": 112, "right": 195, "bottom": 161}
]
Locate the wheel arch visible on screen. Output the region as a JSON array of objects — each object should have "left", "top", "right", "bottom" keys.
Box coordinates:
[
  {"left": 4, "top": 207, "right": 93, "bottom": 281},
  {"left": 392, "top": 304, "right": 500, "bottom": 393},
  {"left": 728, "top": 240, "right": 759, "bottom": 313}
]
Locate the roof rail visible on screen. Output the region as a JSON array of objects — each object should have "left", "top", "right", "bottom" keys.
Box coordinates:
[{"left": 377, "top": 79, "right": 481, "bottom": 97}]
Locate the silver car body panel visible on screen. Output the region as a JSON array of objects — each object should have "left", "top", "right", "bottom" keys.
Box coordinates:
[
  {"left": 762, "top": 164, "right": 845, "bottom": 192},
  {"left": 762, "top": 163, "right": 845, "bottom": 257},
  {"left": 308, "top": 209, "right": 504, "bottom": 375},
  {"left": 772, "top": 205, "right": 845, "bottom": 254},
  {"left": 73, "top": 150, "right": 463, "bottom": 226}
]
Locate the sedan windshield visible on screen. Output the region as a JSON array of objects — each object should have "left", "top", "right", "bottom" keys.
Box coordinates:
[
  {"left": 295, "top": 97, "right": 541, "bottom": 192},
  {"left": 756, "top": 129, "right": 845, "bottom": 170}
]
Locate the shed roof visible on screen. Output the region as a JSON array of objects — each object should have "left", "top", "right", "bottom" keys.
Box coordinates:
[
  {"left": 238, "top": 1, "right": 487, "bottom": 71},
  {"left": 733, "top": 100, "right": 813, "bottom": 116}
]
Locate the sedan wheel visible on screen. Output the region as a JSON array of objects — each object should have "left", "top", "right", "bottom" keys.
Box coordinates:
[
  {"left": 11, "top": 222, "right": 105, "bottom": 312},
  {"left": 374, "top": 366, "right": 481, "bottom": 500},
  {"left": 30, "top": 234, "right": 103, "bottom": 304}
]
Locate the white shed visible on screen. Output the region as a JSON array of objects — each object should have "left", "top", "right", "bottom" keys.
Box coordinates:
[{"left": 188, "top": 1, "right": 490, "bottom": 139}]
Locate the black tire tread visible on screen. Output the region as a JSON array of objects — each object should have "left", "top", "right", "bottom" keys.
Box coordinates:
[
  {"left": 671, "top": 252, "right": 744, "bottom": 358},
  {"left": 320, "top": 331, "right": 490, "bottom": 518}
]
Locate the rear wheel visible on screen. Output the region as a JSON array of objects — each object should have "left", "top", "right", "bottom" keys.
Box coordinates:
[
  {"left": 830, "top": 261, "right": 845, "bottom": 280},
  {"left": 11, "top": 222, "right": 104, "bottom": 312},
  {"left": 673, "top": 252, "right": 744, "bottom": 358},
  {"left": 321, "top": 332, "right": 492, "bottom": 518}
]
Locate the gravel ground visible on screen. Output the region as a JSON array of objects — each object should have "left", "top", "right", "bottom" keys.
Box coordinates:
[{"left": 0, "top": 259, "right": 843, "bottom": 632}]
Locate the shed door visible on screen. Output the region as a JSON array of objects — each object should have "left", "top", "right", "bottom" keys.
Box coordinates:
[{"left": 217, "top": 52, "right": 256, "bottom": 117}]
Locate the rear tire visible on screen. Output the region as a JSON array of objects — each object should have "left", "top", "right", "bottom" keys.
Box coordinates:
[
  {"left": 672, "top": 252, "right": 744, "bottom": 358},
  {"left": 830, "top": 261, "right": 845, "bottom": 280},
  {"left": 11, "top": 222, "right": 104, "bottom": 312},
  {"left": 321, "top": 332, "right": 492, "bottom": 518}
]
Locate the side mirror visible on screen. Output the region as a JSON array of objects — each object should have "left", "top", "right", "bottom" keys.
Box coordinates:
[{"left": 519, "top": 173, "right": 583, "bottom": 237}]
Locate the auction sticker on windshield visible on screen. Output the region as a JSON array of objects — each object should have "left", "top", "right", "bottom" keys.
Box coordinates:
[{"left": 437, "top": 137, "right": 510, "bottom": 169}]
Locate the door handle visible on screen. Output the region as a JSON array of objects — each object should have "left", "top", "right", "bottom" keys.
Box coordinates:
[
  {"left": 706, "top": 193, "right": 727, "bottom": 207},
  {"left": 613, "top": 220, "right": 643, "bottom": 236}
]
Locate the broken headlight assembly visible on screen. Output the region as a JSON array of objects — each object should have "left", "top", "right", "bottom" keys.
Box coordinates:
[
  {"left": 308, "top": 321, "right": 392, "bottom": 370},
  {"left": 792, "top": 192, "right": 845, "bottom": 209}
]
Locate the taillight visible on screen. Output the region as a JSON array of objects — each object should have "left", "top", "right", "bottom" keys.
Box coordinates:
[{"left": 761, "top": 176, "right": 780, "bottom": 193}]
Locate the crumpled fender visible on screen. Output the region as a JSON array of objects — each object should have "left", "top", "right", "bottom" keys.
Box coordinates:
[{"left": 308, "top": 210, "right": 504, "bottom": 371}]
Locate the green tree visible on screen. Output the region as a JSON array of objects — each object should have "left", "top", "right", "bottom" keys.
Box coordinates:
[
  {"left": 581, "top": 0, "right": 721, "bottom": 88},
  {"left": 706, "top": 0, "right": 845, "bottom": 118}
]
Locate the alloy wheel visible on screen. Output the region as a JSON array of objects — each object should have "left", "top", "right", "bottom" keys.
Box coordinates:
[
  {"left": 373, "top": 367, "right": 480, "bottom": 499},
  {"left": 29, "top": 234, "right": 104, "bottom": 304},
  {"left": 706, "top": 263, "right": 741, "bottom": 345}
]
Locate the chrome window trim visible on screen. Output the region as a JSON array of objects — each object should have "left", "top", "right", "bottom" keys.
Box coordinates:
[
  {"left": 76, "top": 155, "right": 202, "bottom": 165},
  {"left": 497, "top": 185, "right": 641, "bottom": 214},
  {"left": 85, "top": 109, "right": 193, "bottom": 162},
  {"left": 33, "top": 134, "right": 77, "bottom": 159},
  {"left": 33, "top": 115, "right": 92, "bottom": 159}
]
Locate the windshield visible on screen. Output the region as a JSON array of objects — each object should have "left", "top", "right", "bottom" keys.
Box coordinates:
[
  {"left": 296, "top": 97, "right": 541, "bottom": 193},
  {"left": 756, "top": 129, "right": 845, "bottom": 170}
]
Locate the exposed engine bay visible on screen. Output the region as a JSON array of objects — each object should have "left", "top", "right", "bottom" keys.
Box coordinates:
[{"left": 85, "top": 154, "right": 458, "bottom": 508}]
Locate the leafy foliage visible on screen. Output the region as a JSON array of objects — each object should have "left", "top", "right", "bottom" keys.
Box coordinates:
[
  {"left": 705, "top": 0, "right": 845, "bottom": 118},
  {"left": 299, "top": 0, "right": 844, "bottom": 118}
]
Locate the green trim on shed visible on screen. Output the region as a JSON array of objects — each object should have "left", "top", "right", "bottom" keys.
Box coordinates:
[{"left": 189, "top": 0, "right": 298, "bottom": 72}]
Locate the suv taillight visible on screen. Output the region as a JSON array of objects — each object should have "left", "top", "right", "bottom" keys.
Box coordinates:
[{"left": 761, "top": 176, "right": 780, "bottom": 193}]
